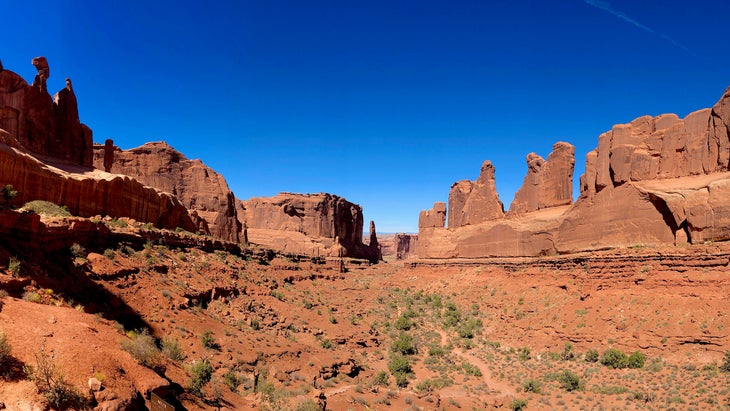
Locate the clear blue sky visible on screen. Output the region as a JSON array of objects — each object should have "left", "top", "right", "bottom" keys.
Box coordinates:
[{"left": 2, "top": 1, "right": 729, "bottom": 233}]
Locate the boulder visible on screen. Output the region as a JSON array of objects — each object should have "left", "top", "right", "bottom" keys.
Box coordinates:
[{"left": 93, "top": 141, "right": 240, "bottom": 242}]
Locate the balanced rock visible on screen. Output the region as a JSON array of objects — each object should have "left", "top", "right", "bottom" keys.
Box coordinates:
[{"left": 509, "top": 142, "right": 575, "bottom": 214}]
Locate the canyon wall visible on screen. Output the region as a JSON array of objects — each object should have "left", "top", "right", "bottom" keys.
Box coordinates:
[
  {"left": 0, "top": 58, "right": 92, "bottom": 167},
  {"left": 239, "top": 193, "right": 381, "bottom": 262},
  {"left": 93, "top": 141, "right": 241, "bottom": 242},
  {"left": 418, "top": 86, "right": 730, "bottom": 258}
]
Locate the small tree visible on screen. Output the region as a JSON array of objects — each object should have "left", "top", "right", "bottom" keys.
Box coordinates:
[
  {"left": 188, "top": 358, "right": 214, "bottom": 396},
  {"left": 719, "top": 351, "right": 730, "bottom": 373},
  {"left": 601, "top": 348, "right": 628, "bottom": 369},
  {"left": 557, "top": 370, "right": 581, "bottom": 392},
  {"left": 627, "top": 351, "right": 646, "bottom": 369}
]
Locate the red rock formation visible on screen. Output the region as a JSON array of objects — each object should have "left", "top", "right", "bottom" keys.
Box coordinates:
[
  {"left": 395, "top": 233, "right": 418, "bottom": 260},
  {"left": 239, "top": 193, "right": 380, "bottom": 262},
  {"left": 509, "top": 142, "right": 575, "bottom": 214},
  {"left": 419, "top": 86, "right": 730, "bottom": 258},
  {"left": 93, "top": 141, "right": 241, "bottom": 242},
  {"left": 419, "top": 202, "right": 446, "bottom": 228},
  {"left": 0, "top": 142, "right": 197, "bottom": 232},
  {"left": 449, "top": 161, "right": 504, "bottom": 227},
  {"left": 0, "top": 57, "right": 92, "bottom": 167}
]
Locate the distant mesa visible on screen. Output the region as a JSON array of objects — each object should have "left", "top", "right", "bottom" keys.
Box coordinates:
[
  {"left": 418, "top": 85, "right": 730, "bottom": 258},
  {"left": 239, "top": 193, "right": 382, "bottom": 263}
]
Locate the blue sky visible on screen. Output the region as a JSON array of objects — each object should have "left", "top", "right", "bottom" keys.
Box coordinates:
[{"left": 2, "top": 1, "right": 729, "bottom": 232}]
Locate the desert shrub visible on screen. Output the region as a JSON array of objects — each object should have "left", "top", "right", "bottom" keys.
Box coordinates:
[
  {"left": 320, "top": 338, "right": 333, "bottom": 349},
  {"left": 25, "top": 343, "right": 86, "bottom": 408},
  {"left": 518, "top": 347, "right": 531, "bottom": 361},
  {"left": 295, "top": 399, "right": 321, "bottom": 411},
  {"left": 557, "top": 370, "right": 581, "bottom": 391},
  {"left": 388, "top": 355, "right": 412, "bottom": 387},
  {"left": 161, "top": 337, "right": 185, "bottom": 362},
  {"left": 0, "top": 330, "right": 11, "bottom": 371},
  {"left": 461, "top": 361, "right": 482, "bottom": 376},
  {"left": 8, "top": 256, "right": 20, "bottom": 276},
  {"left": 69, "top": 243, "right": 86, "bottom": 258},
  {"left": 372, "top": 370, "right": 389, "bottom": 387},
  {"left": 103, "top": 249, "right": 115, "bottom": 260},
  {"left": 394, "top": 315, "right": 414, "bottom": 331},
  {"left": 456, "top": 318, "right": 482, "bottom": 339},
  {"left": 585, "top": 349, "right": 599, "bottom": 362},
  {"left": 22, "top": 291, "right": 41, "bottom": 303},
  {"left": 223, "top": 369, "right": 243, "bottom": 392},
  {"left": 719, "top": 352, "right": 730, "bottom": 373},
  {"left": 1, "top": 184, "right": 18, "bottom": 208},
  {"left": 200, "top": 330, "right": 217, "bottom": 350},
  {"left": 0, "top": 290, "right": 8, "bottom": 299},
  {"left": 523, "top": 378, "right": 542, "bottom": 393},
  {"left": 627, "top": 351, "right": 646, "bottom": 369},
  {"left": 561, "top": 342, "right": 575, "bottom": 360},
  {"left": 442, "top": 302, "right": 462, "bottom": 328},
  {"left": 188, "top": 358, "right": 214, "bottom": 396},
  {"left": 601, "top": 348, "right": 628, "bottom": 369},
  {"left": 510, "top": 398, "right": 528, "bottom": 411},
  {"left": 22, "top": 200, "right": 70, "bottom": 217},
  {"left": 391, "top": 333, "right": 416, "bottom": 355},
  {"left": 121, "top": 329, "right": 160, "bottom": 367}
]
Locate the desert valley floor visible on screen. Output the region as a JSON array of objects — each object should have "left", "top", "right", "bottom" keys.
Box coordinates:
[{"left": 1, "top": 215, "right": 729, "bottom": 411}]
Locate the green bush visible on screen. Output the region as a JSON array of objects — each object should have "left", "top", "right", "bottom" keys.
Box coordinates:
[
  {"left": 188, "top": 358, "right": 214, "bottom": 396},
  {"left": 8, "top": 256, "right": 20, "bottom": 276},
  {"left": 585, "top": 349, "right": 599, "bottom": 363},
  {"left": 719, "top": 352, "right": 730, "bottom": 373},
  {"left": 0, "top": 330, "right": 11, "bottom": 370},
  {"left": 22, "top": 200, "right": 71, "bottom": 217},
  {"left": 70, "top": 243, "right": 86, "bottom": 258},
  {"left": 391, "top": 333, "right": 416, "bottom": 355},
  {"left": 561, "top": 342, "right": 575, "bottom": 360},
  {"left": 200, "top": 330, "right": 217, "bottom": 350},
  {"left": 121, "top": 329, "right": 160, "bottom": 367},
  {"left": 393, "top": 315, "right": 414, "bottom": 331},
  {"left": 557, "top": 370, "right": 581, "bottom": 391},
  {"left": 372, "top": 370, "right": 389, "bottom": 387},
  {"left": 223, "top": 369, "right": 243, "bottom": 392},
  {"left": 601, "top": 348, "right": 628, "bottom": 369},
  {"left": 627, "top": 351, "right": 646, "bottom": 369},
  {"left": 510, "top": 398, "right": 528, "bottom": 411},
  {"left": 1, "top": 185, "right": 18, "bottom": 208},
  {"left": 523, "top": 378, "right": 542, "bottom": 393},
  {"left": 388, "top": 354, "right": 412, "bottom": 387},
  {"left": 161, "top": 337, "right": 185, "bottom": 362}
]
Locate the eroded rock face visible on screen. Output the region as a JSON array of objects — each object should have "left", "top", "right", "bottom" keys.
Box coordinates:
[
  {"left": 395, "top": 233, "right": 418, "bottom": 260},
  {"left": 449, "top": 161, "right": 504, "bottom": 227},
  {"left": 582, "top": 87, "right": 730, "bottom": 195},
  {"left": 0, "top": 58, "right": 92, "bottom": 167},
  {"left": 509, "top": 142, "right": 575, "bottom": 214},
  {"left": 418, "top": 85, "right": 730, "bottom": 258},
  {"left": 239, "top": 193, "right": 380, "bottom": 262},
  {"left": 92, "top": 141, "right": 240, "bottom": 242},
  {"left": 0, "top": 142, "right": 196, "bottom": 231},
  {"left": 419, "top": 202, "right": 446, "bottom": 228}
]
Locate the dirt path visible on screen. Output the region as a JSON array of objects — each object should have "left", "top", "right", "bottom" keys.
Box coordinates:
[{"left": 436, "top": 329, "right": 515, "bottom": 396}]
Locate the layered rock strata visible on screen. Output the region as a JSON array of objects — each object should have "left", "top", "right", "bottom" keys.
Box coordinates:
[
  {"left": 0, "top": 142, "right": 197, "bottom": 232},
  {"left": 239, "top": 193, "right": 380, "bottom": 262},
  {"left": 418, "top": 86, "right": 730, "bottom": 258},
  {"left": 93, "top": 141, "right": 241, "bottom": 242},
  {"left": 0, "top": 57, "right": 92, "bottom": 167}
]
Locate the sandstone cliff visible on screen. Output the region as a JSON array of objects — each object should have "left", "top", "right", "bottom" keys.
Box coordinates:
[
  {"left": 0, "top": 58, "right": 92, "bottom": 167},
  {"left": 509, "top": 142, "right": 575, "bottom": 214},
  {"left": 239, "top": 193, "right": 381, "bottom": 262},
  {"left": 418, "top": 86, "right": 730, "bottom": 258},
  {"left": 0, "top": 141, "right": 197, "bottom": 232},
  {"left": 93, "top": 141, "right": 241, "bottom": 242},
  {"left": 448, "top": 161, "right": 504, "bottom": 228}
]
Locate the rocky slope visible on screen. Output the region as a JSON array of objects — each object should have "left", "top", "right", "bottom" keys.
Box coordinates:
[
  {"left": 93, "top": 141, "right": 241, "bottom": 242},
  {"left": 419, "top": 85, "right": 730, "bottom": 258}
]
